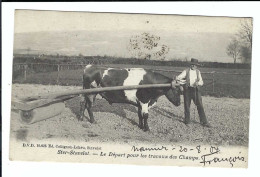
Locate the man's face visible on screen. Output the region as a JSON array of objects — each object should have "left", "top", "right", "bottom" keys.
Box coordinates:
[{"left": 190, "top": 64, "right": 197, "bottom": 70}]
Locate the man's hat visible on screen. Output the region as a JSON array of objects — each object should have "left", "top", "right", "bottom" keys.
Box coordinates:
[{"left": 190, "top": 58, "right": 201, "bottom": 66}]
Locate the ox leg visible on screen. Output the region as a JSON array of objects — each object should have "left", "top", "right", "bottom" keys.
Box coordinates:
[
  {"left": 82, "top": 77, "right": 97, "bottom": 123},
  {"left": 138, "top": 107, "right": 144, "bottom": 129},
  {"left": 143, "top": 113, "right": 149, "bottom": 132},
  {"left": 80, "top": 77, "right": 92, "bottom": 121},
  {"left": 79, "top": 94, "right": 86, "bottom": 121},
  {"left": 86, "top": 95, "right": 96, "bottom": 123},
  {"left": 141, "top": 103, "right": 150, "bottom": 132}
]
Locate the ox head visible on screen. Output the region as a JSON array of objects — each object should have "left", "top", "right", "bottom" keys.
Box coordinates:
[{"left": 165, "top": 79, "right": 183, "bottom": 106}]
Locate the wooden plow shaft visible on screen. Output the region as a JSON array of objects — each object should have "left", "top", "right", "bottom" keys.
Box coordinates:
[
  {"left": 11, "top": 83, "right": 173, "bottom": 124},
  {"left": 13, "top": 83, "right": 172, "bottom": 111},
  {"left": 21, "top": 83, "right": 172, "bottom": 101}
]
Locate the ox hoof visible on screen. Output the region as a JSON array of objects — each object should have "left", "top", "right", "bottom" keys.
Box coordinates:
[
  {"left": 184, "top": 120, "right": 191, "bottom": 125},
  {"left": 184, "top": 122, "right": 191, "bottom": 127},
  {"left": 143, "top": 127, "right": 150, "bottom": 132},
  {"left": 89, "top": 119, "right": 96, "bottom": 124},
  {"left": 201, "top": 122, "right": 212, "bottom": 128},
  {"left": 78, "top": 116, "right": 84, "bottom": 121},
  {"left": 82, "top": 123, "right": 90, "bottom": 128}
]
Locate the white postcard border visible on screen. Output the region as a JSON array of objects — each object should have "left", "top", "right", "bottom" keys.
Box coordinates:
[{"left": 3, "top": 2, "right": 260, "bottom": 177}]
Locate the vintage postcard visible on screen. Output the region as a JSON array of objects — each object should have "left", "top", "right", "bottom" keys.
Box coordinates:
[{"left": 10, "top": 10, "right": 252, "bottom": 168}]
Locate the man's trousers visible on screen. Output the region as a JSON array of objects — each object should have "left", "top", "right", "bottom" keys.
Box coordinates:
[{"left": 183, "top": 85, "right": 208, "bottom": 124}]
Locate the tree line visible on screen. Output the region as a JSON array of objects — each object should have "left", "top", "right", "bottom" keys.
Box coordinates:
[{"left": 13, "top": 55, "right": 250, "bottom": 69}]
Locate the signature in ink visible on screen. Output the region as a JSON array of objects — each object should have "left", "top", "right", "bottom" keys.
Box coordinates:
[{"left": 200, "top": 148, "right": 245, "bottom": 167}]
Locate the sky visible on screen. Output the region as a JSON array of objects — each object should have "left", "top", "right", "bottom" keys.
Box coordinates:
[
  {"left": 15, "top": 10, "right": 245, "bottom": 33},
  {"left": 14, "top": 10, "right": 252, "bottom": 63}
]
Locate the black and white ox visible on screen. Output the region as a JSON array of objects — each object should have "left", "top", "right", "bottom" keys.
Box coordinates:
[{"left": 80, "top": 65, "right": 182, "bottom": 131}]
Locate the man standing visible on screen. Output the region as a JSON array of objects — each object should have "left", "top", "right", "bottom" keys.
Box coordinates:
[{"left": 177, "top": 58, "right": 211, "bottom": 128}]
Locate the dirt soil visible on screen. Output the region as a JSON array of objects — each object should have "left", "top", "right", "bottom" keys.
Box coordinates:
[{"left": 10, "top": 84, "right": 250, "bottom": 146}]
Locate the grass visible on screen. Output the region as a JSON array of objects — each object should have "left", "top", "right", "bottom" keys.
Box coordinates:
[{"left": 13, "top": 64, "right": 251, "bottom": 98}]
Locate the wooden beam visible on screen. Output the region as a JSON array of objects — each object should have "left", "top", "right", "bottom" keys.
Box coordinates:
[{"left": 21, "top": 83, "right": 172, "bottom": 101}]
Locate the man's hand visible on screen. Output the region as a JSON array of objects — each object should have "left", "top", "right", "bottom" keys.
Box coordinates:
[{"left": 195, "top": 82, "right": 202, "bottom": 89}]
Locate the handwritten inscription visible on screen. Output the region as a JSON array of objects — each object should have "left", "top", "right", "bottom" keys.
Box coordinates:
[
  {"left": 200, "top": 149, "right": 245, "bottom": 167},
  {"left": 130, "top": 145, "right": 246, "bottom": 167},
  {"left": 131, "top": 145, "right": 168, "bottom": 152},
  {"left": 21, "top": 142, "right": 246, "bottom": 167}
]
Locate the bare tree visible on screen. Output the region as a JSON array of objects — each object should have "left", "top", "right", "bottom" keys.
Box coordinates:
[
  {"left": 226, "top": 19, "right": 253, "bottom": 64},
  {"left": 226, "top": 38, "right": 241, "bottom": 64},
  {"left": 238, "top": 19, "right": 253, "bottom": 63},
  {"left": 237, "top": 19, "right": 253, "bottom": 48},
  {"left": 128, "top": 32, "right": 169, "bottom": 60}
]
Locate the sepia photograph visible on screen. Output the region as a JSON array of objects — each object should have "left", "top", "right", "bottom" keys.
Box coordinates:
[{"left": 9, "top": 9, "right": 252, "bottom": 168}]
